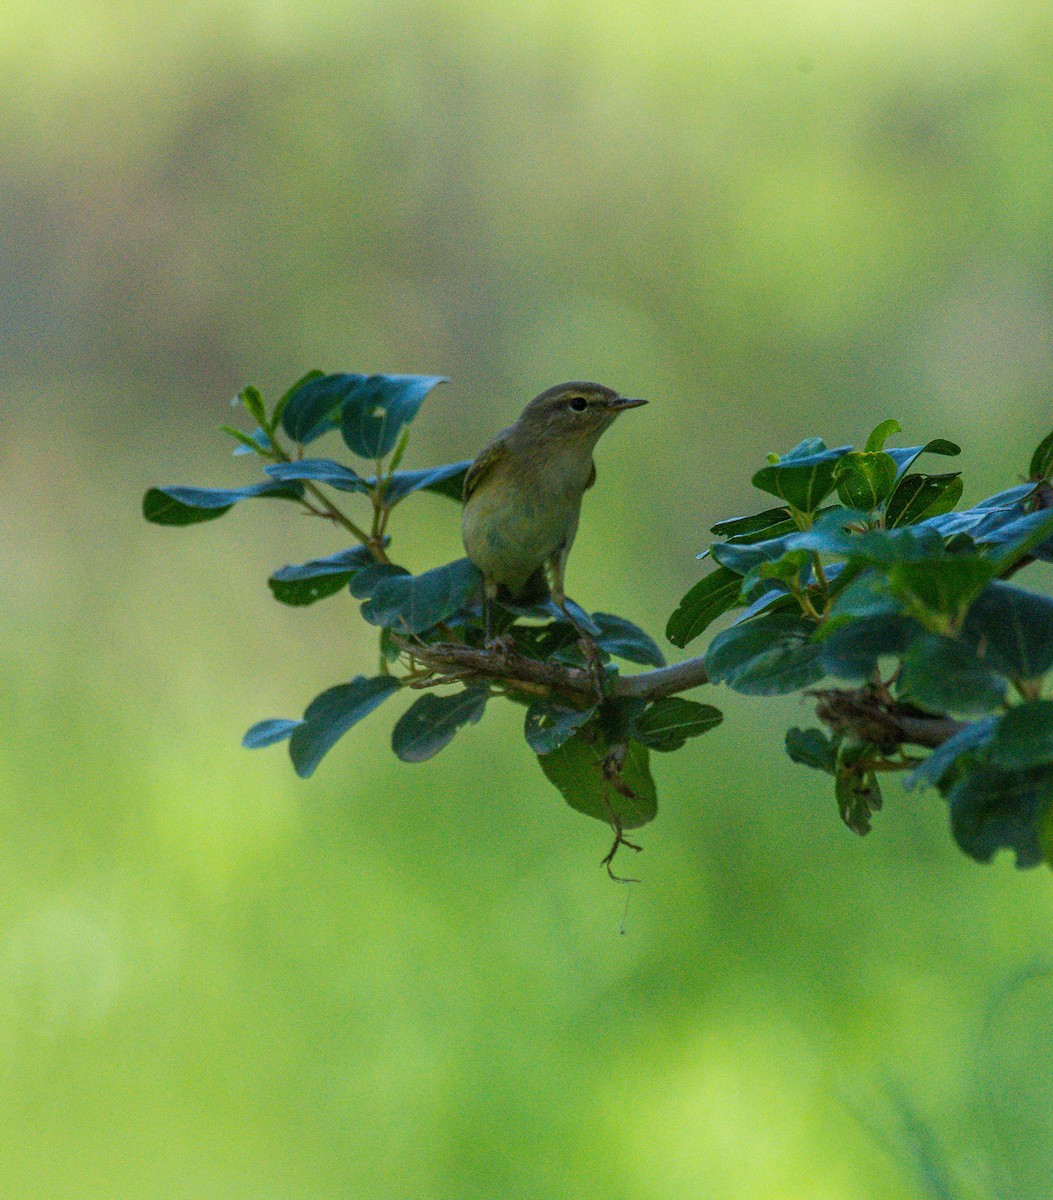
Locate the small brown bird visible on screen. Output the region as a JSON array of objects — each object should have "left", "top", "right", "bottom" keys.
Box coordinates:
[{"left": 461, "top": 381, "right": 647, "bottom": 640}]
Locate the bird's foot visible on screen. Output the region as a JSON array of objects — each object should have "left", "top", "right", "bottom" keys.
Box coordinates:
[
  {"left": 483, "top": 632, "right": 517, "bottom": 661},
  {"left": 577, "top": 634, "right": 609, "bottom": 704}
]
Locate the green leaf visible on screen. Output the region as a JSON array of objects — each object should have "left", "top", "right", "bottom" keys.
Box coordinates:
[
  {"left": 280, "top": 373, "right": 367, "bottom": 444},
  {"left": 834, "top": 451, "right": 898, "bottom": 511},
  {"left": 835, "top": 764, "right": 882, "bottom": 835},
  {"left": 887, "top": 557, "right": 995, "bottom": 626},
  {"left": 949, "top": 763, "right": 1053, "bottom": 868},
  {"left": 236, "top": 384, "right": 267, "bottom": 427},
  {"left": 231, "top": 428, "right": 274, "bottom": 457},
  {"left": 751, "top": 445, "right": 853, "bottom": 513},
  {"left": 391, "top": 686, "right": 489, "bottom": 762},
  {"left": 820, "top": 615, "right": 916, "bottom": 681},
  {"left": 268, "top": 545, "right": 378, "bottom": 606},
  {"left": 220, "top": 424, "right": 271, "bottom": 455},
  {"left": 710, "top": 507, "right": 792, "bottom": 538},
  {"left": 538, "top": 727, "right": 657, "bottom": 830},
  {"left": 270, "top": 369, "right": 325, "bottom": 433},
  {"left": 289, "top": 676, "right": 403, "bottom": 778},
  {"left": 368, "top": 461, "right": 471, "bottom": 506},
  {"left": 347, "top": 562, "right": 409, "bottom": 598},
  {"left": 785, "top": 727, "right": 837, "bottom": 774},
  {"left": 360, "top": 557, "right": 482, "bottom": 634},
  {"left": 142, "top": 480, "right": 305, "bottom": 526},
  {"left": 524, "top": 699, "right": 598, "bottom": 755},
  {"left": 885, "top": 439, "right": 961, "bottom": 480},
  {"left": 666, "top": 567, "right": 742, "bottom": 647},
  {"left": 962, "top": 581, "right": 1053, "bottom": 680},
  {"left": 988, "top": 507, "right": 1053, "bottom": 573},
  {"left": 898, "top": 634, "right": 1007, "bottom": 715},
  {"left": 633, "top": 698, "right": 723, "bottom": 751},
  {"left": 1030, "top": 428, "right": 1053, "bottom": 481},
  {"left": 864, "top": 418, "right": 902, "bottom": 453},
  {"left": 904, "top": 717, "right": 999, "bottom": 790},
  {"left": 705, "top": 612, "right": 824, "bottom": 695},
  {"left": 590, "top": 613, "right": 665, "bottom": 667},
  {"left": 885, "top": 473, "right": 963, "bottom": 527},
  {"left": 987, "top": 701, "right": 1053, "bottom": 770},
  {"left": 242, "top": 718, "right": 303, "bottom": 749},
  {"left": 341, "top": 375, "right": 448, "bottom": 459},
  {"left": 266, "top": 458, "right": 366, "bottom": 493},
  {"left": 828, "top": 569, "right": 904, "bottom": 620}
]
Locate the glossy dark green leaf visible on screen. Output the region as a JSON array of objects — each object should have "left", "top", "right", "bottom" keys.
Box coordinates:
[
  {"left": 904, "top": 717, "right": 998, "bottom": 790},
  {"left": 268, "top": 545, "right": 378, "bottom": 606},
  {"left": 949, "top": 763, "right": 1053, "bottom": 868},
  {"left": 828, "top": 569, "right": 904, "bottom": 620},
  {"left": 785, "top": 727, "right": 837, "bottom": 774},
  {"left": 633, "top": 698, "right": 722, "bottom": 751},
  {"left": 962, "top": 581, "right": 1053, "bottom": 680},
  {"left": 820, "top": 615, "right": 916, "bottom": 681},
  {"left": 271, "top": 369, "right": 325, "bottom": 434},
  {"left": 348, "top": 562, "right": 411, "bottom": 599},
  {"left": 885, "top": 438, "right": 961, "bottom": 480},
  {"left": 710, "top": 507, "right": 792, "bottom": 538},
  {"left": 987, "top": 701, "right": 1053, "bottom": 770},
  {"left": 280, "top": 373, "right": 367, "bottom": 444},
  {"left": 368, "top": 460, "right": 472, "bottom": 506},
  {"left": 288, "top": 675, "right": 403, "bottom": 778},
  {"left": 705, "top": 612, "right": 824, "bottom": 695},
  {"left": 590, "top": 613, "right": 665, "bottom": 667},
  {"left": 341, "top": 375, "right": 448, "bottom": 458},
  {"left": 885, "top": 473, "right": 963, "bottom": 528},
  {"left": 834, "top": 451, "right": 898, "bottom": 511},
  {"left": 666, "top": 567, "right": 742, "bottom": 647},
  {"left": 391, "top": 685, "right": 489, "bottom": 762},
  {"left": 538, "top": 728, "right": 657, "bottom": 830},
  {"left": 360, "top": 557, "right": 482, "bottom": 634},
  {"left": 864, "top": 419, "right": 902, "bottom": 453},
  {"left": 142, "top": 480, "right": 305, "bottom": 526},
  {"left": 898, "top": 634, "right": 1007, "bottom": 715},
  {"left": 710, "top": 535, "right": 798, "bottom": 575},
  {"left": 524, "top": 699, "right": 597, "bottom": 755},
  {"left": 1030, "top": 428, "right": 1053, "bottom": 481},
  {"left": 242, "top": 718, "right": 303, "bottom": 749},
  {"left": 265, "top": 458, "right": 366, "bottom": 493},
  {"left": 887, "top": 557, "right": 995, "bottom": 624},
  {"left": 751, "top": 445, "right": 853, "bottom": 513},
  {"left": 988, "top": 507, "right": 1053, "bottom": 573}
]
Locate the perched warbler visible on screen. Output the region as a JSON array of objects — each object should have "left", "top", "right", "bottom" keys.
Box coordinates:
[{"left": 461, "top": 381, "right": 647, "bottom": 639}]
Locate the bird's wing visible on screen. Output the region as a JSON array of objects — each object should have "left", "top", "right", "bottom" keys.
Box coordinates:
[{"left": 463, "top": 431, "right": 510, "bottom": 501}]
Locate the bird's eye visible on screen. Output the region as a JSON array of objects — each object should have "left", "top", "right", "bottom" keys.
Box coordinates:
[{"left": 568, "top": 396, "right": 588, "bottom": 412}]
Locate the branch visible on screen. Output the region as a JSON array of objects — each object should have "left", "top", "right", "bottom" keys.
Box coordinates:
[
  {"left": 399, "top": 640, "right": 710, "bottom": 701},
  {"left": 810, "top": 688, "right": 965, "bottom": 750}
]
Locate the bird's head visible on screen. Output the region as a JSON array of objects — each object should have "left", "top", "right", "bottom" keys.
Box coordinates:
[{"left": 515, "top": 382, "right": 647, "bottom": 446}]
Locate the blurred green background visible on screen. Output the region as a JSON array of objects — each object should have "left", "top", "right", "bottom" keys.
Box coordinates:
[{"left": 3, "top": 1, "right": 1053, "bottom": 1196}]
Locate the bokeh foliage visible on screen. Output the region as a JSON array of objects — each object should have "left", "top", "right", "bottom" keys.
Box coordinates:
[{"left": 6, "top": 1, "right": 1053, "bottom": 1197}]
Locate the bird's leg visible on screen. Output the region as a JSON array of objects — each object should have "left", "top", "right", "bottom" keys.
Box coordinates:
[
  {"left": 481, "top": 578, "right": 516, "bottom": 657},
  {"left": 483, "top": 578, "right": 497, "bottom": 645},
  {"left": 547, "top": 554, "right": 606, "bottom": 702}
]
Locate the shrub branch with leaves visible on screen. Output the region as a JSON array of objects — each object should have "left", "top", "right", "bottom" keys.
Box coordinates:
[{"left": 144, "top": 373, "right": 1053, "bottom": 874}]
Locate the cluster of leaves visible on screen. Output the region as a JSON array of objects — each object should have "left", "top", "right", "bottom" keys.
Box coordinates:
[
  {"left": 667, "top": 420, "right": 1053, "bottom": 868},
  {"left": 144, "top": 372, "right": 722, "bottom": 866}
]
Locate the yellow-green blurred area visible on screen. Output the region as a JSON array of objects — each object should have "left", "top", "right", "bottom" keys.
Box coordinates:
[{"left": 5, "top": 1, "right": 1053, "bottom": 1195}]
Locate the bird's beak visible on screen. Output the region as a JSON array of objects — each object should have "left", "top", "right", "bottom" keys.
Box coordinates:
[{"left": 611, "top": 396, "right": 648, "bottom": 410}]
